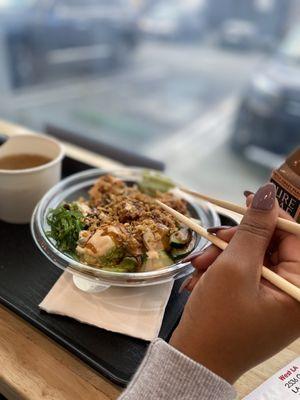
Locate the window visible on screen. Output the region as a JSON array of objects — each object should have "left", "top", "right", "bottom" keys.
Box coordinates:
[{"left": 0, "top": 0, "right": 299, "bottom": 200}]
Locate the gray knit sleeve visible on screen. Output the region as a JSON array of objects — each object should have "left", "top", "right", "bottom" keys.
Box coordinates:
[{"left": 119, "top": 339, "right": 236, "bottom": 400}]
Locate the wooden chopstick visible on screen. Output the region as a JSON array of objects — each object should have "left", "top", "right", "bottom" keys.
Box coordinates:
[
  {"left": 156, "top": 200, "right": 300, "bottom": 303},
  {"left": 180, "top": 187, "right": 300, "bottom": 237}
]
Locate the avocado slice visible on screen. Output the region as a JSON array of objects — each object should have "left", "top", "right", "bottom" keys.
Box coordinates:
[
  {"left": 103, "top": 257, "right": 138, "bottom": 273},
  {"left": 142, "top": 250, "right": 173, "bottom": 272},
  {"left": 138, "top": 170, "right": 175, "bottom": 196},
  {"left": 94, "top": 246, "right": 124, "bottom": 268}
]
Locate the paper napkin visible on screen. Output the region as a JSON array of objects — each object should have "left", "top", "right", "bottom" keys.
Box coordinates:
[{"left": 39, "top": 271, "right": 174, "bottom": 341}]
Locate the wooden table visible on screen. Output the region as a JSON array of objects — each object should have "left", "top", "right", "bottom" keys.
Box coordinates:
[{"left": 0, "top": 120, "right": 299, "bottom": 400}]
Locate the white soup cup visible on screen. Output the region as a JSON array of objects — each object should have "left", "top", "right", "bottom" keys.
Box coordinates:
[{"left": 0, "top": 134, "right": 64, "bottom": 223}]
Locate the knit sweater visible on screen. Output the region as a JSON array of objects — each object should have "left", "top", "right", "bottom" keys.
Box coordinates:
[{"left": 119, "top": 339, "right": 236, "bottom": 400}]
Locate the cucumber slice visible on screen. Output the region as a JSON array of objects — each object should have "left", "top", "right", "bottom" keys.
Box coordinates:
[
  {"left": 171, "top": 237, "right": 196, "bottom": 260},
  {"left": 170, "top": 228, "right": 191, "bottom": 247}
]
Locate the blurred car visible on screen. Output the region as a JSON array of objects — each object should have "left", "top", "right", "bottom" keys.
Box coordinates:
[
  {"left": 138, "top": 0, "right": 208, "bottom": 41},
  {"left": 1, "top": 0, "right": 138, "bottom": 88},
  {"left": 231, "top": 26, "right": 300, "bottom": 166},
  {"left": 217, "top": 18, "right": 276, "bottom": 52},
  {"left": 217, "top": 19, "right": 259, "bottom": 50}
]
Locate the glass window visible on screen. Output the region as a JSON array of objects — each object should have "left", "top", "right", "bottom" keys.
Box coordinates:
[{"left": 0, "top": 0, "right": 299, "bottom": 200}]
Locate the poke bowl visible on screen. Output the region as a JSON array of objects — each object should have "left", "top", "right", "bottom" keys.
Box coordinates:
[{"left": 31, "top": 168, "right": 220, "bottom": 292}]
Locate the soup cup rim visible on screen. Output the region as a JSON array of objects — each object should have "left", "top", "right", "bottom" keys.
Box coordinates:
[{"left": 0, "top": 134, "right": 64, "bottom": 175}]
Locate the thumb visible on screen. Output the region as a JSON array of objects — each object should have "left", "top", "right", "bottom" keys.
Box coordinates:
[{"left": 222, "top": 183, "right": 278, "bottom": 280}]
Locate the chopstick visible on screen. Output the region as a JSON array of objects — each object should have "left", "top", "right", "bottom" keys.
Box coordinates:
[
  {"left": 156, "top": 200, "right": 300, "bottom": 303},
  {"left": 180, "top": 187, "right": 300, "bottom": 237}
]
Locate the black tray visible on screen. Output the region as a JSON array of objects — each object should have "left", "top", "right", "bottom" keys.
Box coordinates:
[
  {"left": 0, "top": 156, "right": 192, "bottom": 387},
  {"left": 0, "top": 153, "right": 234, "bottom": 386}
]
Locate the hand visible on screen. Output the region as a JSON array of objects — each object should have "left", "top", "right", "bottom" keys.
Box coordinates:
[{"left": 170, "top": 183, "right": 300, "bottom": 384}]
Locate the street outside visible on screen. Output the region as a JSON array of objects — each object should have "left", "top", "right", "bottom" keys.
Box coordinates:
[{"left": 0, "top": 40, "right": 271, "bottom": 202}]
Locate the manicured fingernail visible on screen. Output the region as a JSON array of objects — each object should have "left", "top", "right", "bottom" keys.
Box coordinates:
[
  {"left": 207, "top": 225, "right": 231, "bottom": 234},
  {"left": 179, "top": 276, "right": 192, "bottom": 293},
  {"left": 243, "top": 190, "right": 254, "bottom": 197},
  {"left": 182, "top": 250, "right": 204, "bottom": 263},
  {"left": 252, "top": 183, "right": 276, "bottom": 211}
]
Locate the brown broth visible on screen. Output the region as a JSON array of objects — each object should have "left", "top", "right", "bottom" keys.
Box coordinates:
[{"left": 0, "top": 154, "right": 52, "bottom": 170}]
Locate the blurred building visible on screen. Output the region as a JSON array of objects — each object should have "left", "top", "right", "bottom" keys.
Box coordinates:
[{"left": 288, "top": 0, "right": 300, "bottom": 26}]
